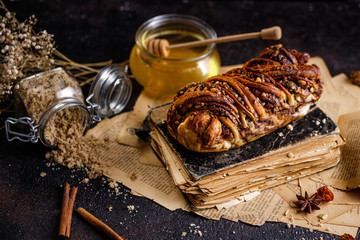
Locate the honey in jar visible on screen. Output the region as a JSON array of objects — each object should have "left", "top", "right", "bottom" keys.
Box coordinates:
[{"left": 129, "top": 14, "right": 221, "bottom": 95}]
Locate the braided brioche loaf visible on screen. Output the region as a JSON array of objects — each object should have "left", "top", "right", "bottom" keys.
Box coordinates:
[{"left": 167, "top": 44, "right": 323, "bottom": 152}]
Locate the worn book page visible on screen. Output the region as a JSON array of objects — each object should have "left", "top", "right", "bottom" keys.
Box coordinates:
[
  {"left": 194, "top": 186, "right": 360, "bottom": 236},
  {"left": 329, "top": 206, "right": 360, "bottom": 227},
  {"left": 317, "top": 73, "right": 360, "bottom": 122},
  {"left": 87, "top": 114, "right": 188, "bottom": 211},
  {"left": 272, "top": 179, "right": 360, "bottom": 225},
  {"left": 188, "top": 190, "right": 273, "bottom": 225},
  {"left": 332, "top": 73, "right": 360, "bottom": 108},
  {"left": 285, "top": 219, "right": 359, "bottom": 237},
  {"left": 116, "top": 89, "right": 172, "bottom": 148},
  {"left": 319, "top": 111, "right": 360, "bottom": 190},
  {"left": 138, "top": 143, "right": 164, "bottom": 167}
]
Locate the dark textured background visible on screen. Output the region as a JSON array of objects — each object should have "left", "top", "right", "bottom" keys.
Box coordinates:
[{"left": 1, "top": 1, "right": 359, "bottom": 239}]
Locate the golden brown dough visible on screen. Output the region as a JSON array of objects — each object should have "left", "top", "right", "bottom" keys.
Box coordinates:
[{"left": 167, "top": 44, "right": 323, "bottom": 152}]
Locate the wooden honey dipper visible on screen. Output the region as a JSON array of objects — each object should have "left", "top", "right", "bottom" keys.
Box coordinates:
[{"left": 146, "top": 26, "right": 282, "bottom": 57}]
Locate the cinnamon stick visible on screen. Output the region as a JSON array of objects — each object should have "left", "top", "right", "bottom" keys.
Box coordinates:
[
  {"left": 59, "top": 182, "right": 78, "bottom": 239},
  {"left": 59, "top": 183, "right": 70, "bottom": 237},
  {"left": 77, "top": 207, "right": 126, "bottom": 240}
]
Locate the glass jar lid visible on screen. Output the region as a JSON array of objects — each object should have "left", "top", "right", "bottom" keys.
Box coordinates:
[
  {"left": 88, "top": 65, "right": 132, "bottom": 118},
  {"left": 135, "top": 14, "right": 217, "bottom": 62}
]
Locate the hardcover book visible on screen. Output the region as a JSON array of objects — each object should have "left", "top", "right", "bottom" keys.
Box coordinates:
[{"left": 149, "top": 103, "right": 345, "bottom": 209}]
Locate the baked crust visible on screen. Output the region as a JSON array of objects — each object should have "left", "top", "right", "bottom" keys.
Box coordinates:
[{"left": 167, "top": 44, "right": 323, "bottom": 152}]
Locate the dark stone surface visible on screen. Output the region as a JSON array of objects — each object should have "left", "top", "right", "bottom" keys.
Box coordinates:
[{"left": 1, "top": 1, "right": 359, "bottom": 240}]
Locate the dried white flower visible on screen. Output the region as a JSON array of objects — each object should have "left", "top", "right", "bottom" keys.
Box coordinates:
[{"left": 0, "top": 5, "right": 56, "bottom": 103}]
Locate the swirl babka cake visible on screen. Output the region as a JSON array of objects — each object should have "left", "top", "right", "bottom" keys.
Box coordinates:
[{"left": 167, "top": 44, "right": 323, "bottom": 152}]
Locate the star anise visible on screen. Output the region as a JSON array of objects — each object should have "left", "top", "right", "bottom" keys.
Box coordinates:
[{"left": 293, "top": 191, "right": 322, "bottom": 213}]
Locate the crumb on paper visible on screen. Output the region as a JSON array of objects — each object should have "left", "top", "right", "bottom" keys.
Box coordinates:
[
  {"left": 315, "top": 120, "right": 320, "bottom": 126},
  {"left": 107, "top": 206, "right": 113, "bottom": 212},
  {"left": 278, "top": 132, "right": 284, "bottom": 137},
  {"left": 181, "top": 232, "right": 187, "bottom": 237},
  {"left": 318, "top": 213, "right": 328, "bottom": 220},
  {"left": 129, "top": 172, "right": 137, "bottom": 181},
  {"left": 287, "top": 124, "right": 293, "bottom": 131},
  {"left": 322, "top": 118, "right": 327, "bottom": 124},
  {"left": 287, "top": 152, "right": 294, "bottom": 158},
  {"left": 40, "top": 172, "right": 46, "bottom": 177},
  {"left": 197, "top": 230, "right": 203, "bottom": 237},
  {"left": 284, "top": 209, "right": 289, "bottom": 216}
]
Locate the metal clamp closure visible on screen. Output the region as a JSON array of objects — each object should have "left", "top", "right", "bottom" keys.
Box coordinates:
[
  {"left": 5, "top": 117, "right": 39, "bottom": 143},
  {"left": 86, "top": 93, "right": 102, "bottom": 124}
]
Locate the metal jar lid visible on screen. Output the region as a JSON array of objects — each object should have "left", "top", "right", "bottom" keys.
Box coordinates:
[{"left": 87, "top": 65, "right": 132, "bottom": 118}]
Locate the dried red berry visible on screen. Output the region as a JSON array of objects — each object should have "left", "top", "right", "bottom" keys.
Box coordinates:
[
  {"left": 339, "top": 233, "right": 355, "bottom": 240},
  {"left": 316, "top": 186, "right": 334, "bottom": 202}
]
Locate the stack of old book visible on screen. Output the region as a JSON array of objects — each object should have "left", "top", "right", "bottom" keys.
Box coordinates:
[{"left": 148, "top": 103, "right": 345, "bottom": 209}]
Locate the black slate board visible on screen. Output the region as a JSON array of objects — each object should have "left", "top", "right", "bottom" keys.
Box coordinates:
[{"left": 155, "top": 106, "right": 337, "bottom": 180}]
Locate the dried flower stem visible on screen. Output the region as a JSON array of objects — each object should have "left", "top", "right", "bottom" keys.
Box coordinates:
[{"left": 0, "top": 1, "right": 131, "bottom": 131}]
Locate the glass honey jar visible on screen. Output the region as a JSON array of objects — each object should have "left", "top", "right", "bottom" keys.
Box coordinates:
[{"left": 129, "top": 14, "right": 221, "bottom": 95}]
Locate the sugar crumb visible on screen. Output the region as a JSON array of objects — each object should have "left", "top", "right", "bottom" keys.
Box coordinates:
[
  {"left": 129, "top": 172, "right": 137, "bottom": 181},
  {"left": 81, "top": 178, "right": 89, "bottom": 184},
  {"left": 127, "top": 205, "right": 135, "bottom": 211}
]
